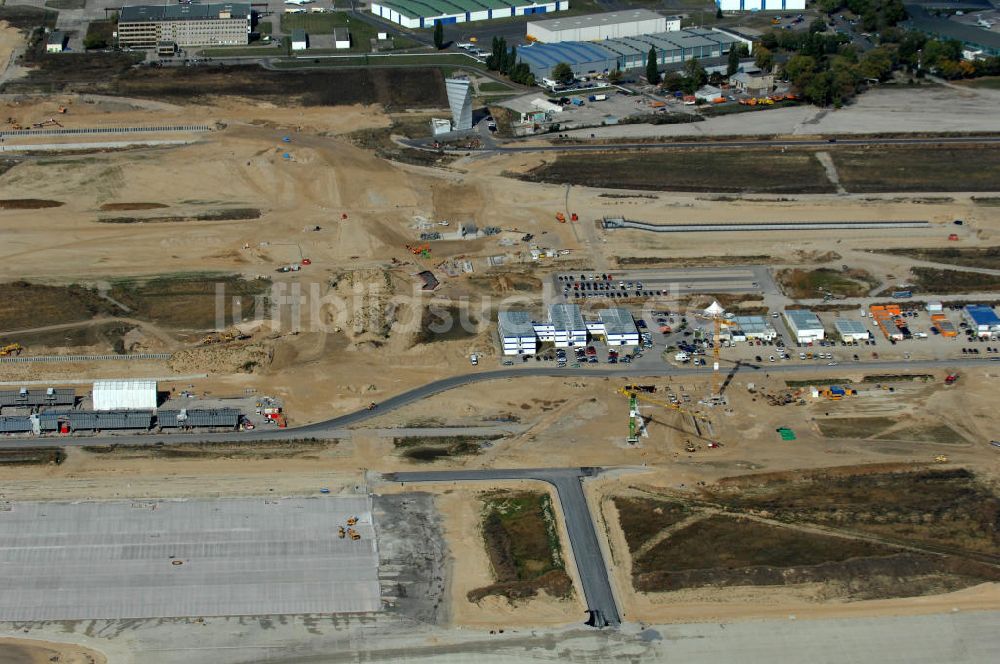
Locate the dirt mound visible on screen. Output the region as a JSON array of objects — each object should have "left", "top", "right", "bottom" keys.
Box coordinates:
[
  {"left": 0, "top": 198, "right": 62, "bottom": 209},
  {"left": 168, "top": 342, "right": 271, "bottom": 375}
]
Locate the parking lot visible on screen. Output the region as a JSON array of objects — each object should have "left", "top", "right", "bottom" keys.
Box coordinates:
[
  {"left": 0, "top": 495, "right": 381, "bottom": 620},
  {"left": 553, "top": 267, "right": 770, "bottom": 304}
]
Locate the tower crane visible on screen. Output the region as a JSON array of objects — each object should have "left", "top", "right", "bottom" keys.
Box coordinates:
[
  {"left": 617, "top": 386, "right": 710, "bottom": 444},
  {"left": 701, "top": 301, "right": 732, "bottom": 400}
]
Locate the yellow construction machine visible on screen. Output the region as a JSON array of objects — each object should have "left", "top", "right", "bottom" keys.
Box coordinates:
[{"left": 0, "top": 343, "right": 24, "bottom": 357}]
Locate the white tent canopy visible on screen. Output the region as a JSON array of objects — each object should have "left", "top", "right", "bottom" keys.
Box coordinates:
[{"left": 92, "top": 380, "right": 157, "bottom": 411}]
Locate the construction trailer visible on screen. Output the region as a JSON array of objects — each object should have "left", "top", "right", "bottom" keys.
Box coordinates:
[
  {"left": 869, "top": 304, "right": 904, "bottom": 341},
  {"left": 588, "top": 308, "right": 640, "bottom": 347},
  {"left": 498, "top": 310, "right": 539, "bottom": 356},
  {"left": 931, "top": 313, "right": 958, "bottom": 337},
  {"left": 0, "top": 388, "right": 76, "bottom": 409},
  {"left": 534, "top": 303, "right": 588, "bottom": 348}
]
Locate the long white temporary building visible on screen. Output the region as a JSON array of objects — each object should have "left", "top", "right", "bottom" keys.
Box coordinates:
[
  {"left": 527, "top": 9, "right": 678, "bottom": 43},
  {"left": 784, "top": 309, "right": 825, "bottom": 344},
  {"left": 535, "top": 303, "right": 588, "bottom": 347},
  {"left": 499, "top": 311, "right": 538, "bottom": 355},
  {"left": 587, "top": 308, "right": 640, "bottom": 346},
  {"left": 92, "top": 380, "right": 157, "bottom": 411},
  {"left": 716, "top": 0, "right": 806, "bottom": 12},
  {"left": 499, "top": 305, "right": 641, "bottom": 352}
]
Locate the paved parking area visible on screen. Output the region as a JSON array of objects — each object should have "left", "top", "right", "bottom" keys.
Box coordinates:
[{"left": 0, "top": 495, "right": 381, "bottom": 620}]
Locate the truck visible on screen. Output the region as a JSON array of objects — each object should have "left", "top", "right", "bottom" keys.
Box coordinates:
[
  {"left": 891, "top": 290, "right": 912, "bottom": 299},
  {"left": 587, "top": 94, "right": 607, "bottom": 102},
  {"left": 470, "top": 353, "right": 479, "bottom": 366}
]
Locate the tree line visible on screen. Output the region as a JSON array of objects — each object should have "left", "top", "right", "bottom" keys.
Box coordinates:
[{"left": 485, "top": 36, "right": 536, "bottom": 86}]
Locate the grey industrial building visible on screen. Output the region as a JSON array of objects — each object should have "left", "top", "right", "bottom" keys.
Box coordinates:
[
  {"left": 117, "top": 3, "right": 251, "bottom": 50},
  {"left": 526, "top": 9, "right": 679, "bottom": 43},
  {"left": 904, "top": 6, "right": 1000, "bottom": 57},
  {"left": 518, "top": 27, "right": 745, "bottom": 79}
]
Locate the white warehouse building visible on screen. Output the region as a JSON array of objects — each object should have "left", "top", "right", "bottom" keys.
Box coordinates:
[
  {"left": 527, "top": 9, "right": 678, "bottom": 43},
  {"left": 784, "top": 309, "right": 825, "bottom": 344},
  {"left": 499, "top": 311, "right": 539, "bottom": 356},
  {"left": 716, "top": 0, "right": 806, "bottom": 12},
  {"left": 586, "top": 308, "right": 640, "bottom": 346},
  {"left": 371, "top": 0, "right": 568, "bottom": 30},
  {"left": 92, "top": 380, "right": 158, "bottom": 411},
  {"left": 834, "top": 319, "right": 871, "bottom": 343},
  {"left": 731, "top": 315, "right": 777, "bottom": 342}
]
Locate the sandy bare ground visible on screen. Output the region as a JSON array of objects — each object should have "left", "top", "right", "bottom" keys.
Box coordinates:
[
  {"left": 0, "top": 637, "right": 107, "bottom": 664},
  {"left": 558, "top": 86, "right": 1000, "bottom": 139}
]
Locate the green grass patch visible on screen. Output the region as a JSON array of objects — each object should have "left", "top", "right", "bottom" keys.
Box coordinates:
[
  {"left": 636, "top": 514, "right": 892, "bottom": 575},
  {"left": 776, "top": 267, "right": 873, "bottom": 299},
  {"left": 874, "top": 247, "right": 1000, "bottom": 271},
  {"left": 613, "top": 497, "right": 692, "bottom": 555},
  {"left": 833, "top": 145, "right": 1000, "bottom": 193},
  {"left": 909, "top": 267, "right": 1000, "bottom": 295},
  {"left": 478, "top": 80, "right": 513, "bottom": 92},
  {"left": 705, "top": 467, "right": 1000, "bottom": 554},
  {"left": 468, "top": 490, "right": 572, "bottom": 602},
  {"left": 280, "top": 12, "right": 378, "bottom": 52},
  {"left": 817, "top": 417, "right": 899, "bottom": 438},
  {"left": 257, "top": 20, "right": 273, "bottom": 35},
  {"left": 0, "top": 448, "right": 65, "bottom": 466},
  {"left": 271, "top": 53, "right": 483, "bottom": 69},
  {"left": 518, "top": 148, "right": 834, "bottom": 194},
  {"left": 956, "top": 77, "right": 1000, "bottom": 90},
  {"left": 106, "top": 274, "right": 271, "bottom": 330},
  {"left": 0, "top": 6, "right": 58, "bottom": 31},
  {"left": 83, "top": 19, "right": 115, "bottom": 50},
  {"left": 44, "top": 0, "right": 85, "bottom": 9}
]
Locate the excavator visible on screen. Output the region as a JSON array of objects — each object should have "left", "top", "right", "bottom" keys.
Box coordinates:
[
  {"left": 200, "top": 328, "right": 250, "bottom": 345},
  {"left": 0, "top": 343, "right": 24, "bottom": 357}
]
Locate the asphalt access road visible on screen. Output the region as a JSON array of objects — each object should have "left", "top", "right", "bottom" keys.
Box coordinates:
[
  {"left": 0, "top": 357, "right": 990, "bottom": 449},
  {"left": 387, "top": 467, "right": 621, "bottom": 628},
  {"left": 417, "top": 134, "right": 1000, "bottom": 154}
]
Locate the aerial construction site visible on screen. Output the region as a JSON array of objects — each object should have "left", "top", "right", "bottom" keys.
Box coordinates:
[{"left": 1, "top": 7, "right": 1000, "bottom": 663}]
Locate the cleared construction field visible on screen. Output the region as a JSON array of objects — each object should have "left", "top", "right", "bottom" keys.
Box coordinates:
[
  {"left": 874, "top": 247, "right": 1000, "bottom": 271},
  {"left": 776, "top": 267, "right": 874, "bottom": 299},
  {"left": 614, "top": 467, "right": 1000, "bottom": 598},
  {"left": 830, "top": 145, "right": 1000, "bottom": 193},
  {"left": 0, "top": 496, "right": 381, "bottom": 621},
  {"left": 0, "top": 275, "right": 271, "bottom": 333},
  {"left": 517, "top": 149, "right": 835, "bottom": 194}
]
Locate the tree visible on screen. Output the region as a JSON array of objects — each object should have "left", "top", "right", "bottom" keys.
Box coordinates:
[
  {"left": 661, "top": 71, "right": 684, "bottom": 91},
  {"left": 858, "top": 46, "right": 894, "bottom": 81},
  {"left": 754, "top": 45, "right": 774, "bottom": 71},
  {"left": 727, "top": 43, "right": 748, "bottom": 76},
  {"left": 684, "top": 57, "right": 707, "bottom": 88},
  {"left": 783, "top": 54, "right": 818, "bottom": 90},
  {"left": 645, "top": 47, "right": 660, "bottom": 85},
  {"left": 716, "top": 7, "right": 723, "bottom": 19},
  {"left": 809, "top": 18, "right": 828, "bottom": 34},
  {"left": 551, "top": 62, "right": 574, "bottom": 84},
  {"left": 433, "top": 20, "right": 444, "bottom": 50},
  {"left": 506, "top": 44, "right": 517, "bottom": 75},
  {"left": 83, "top": 35, "right": 108, "bottom": 50},
  {"left": 608, "top": 68, "right": 623, "bottom": 84}
]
